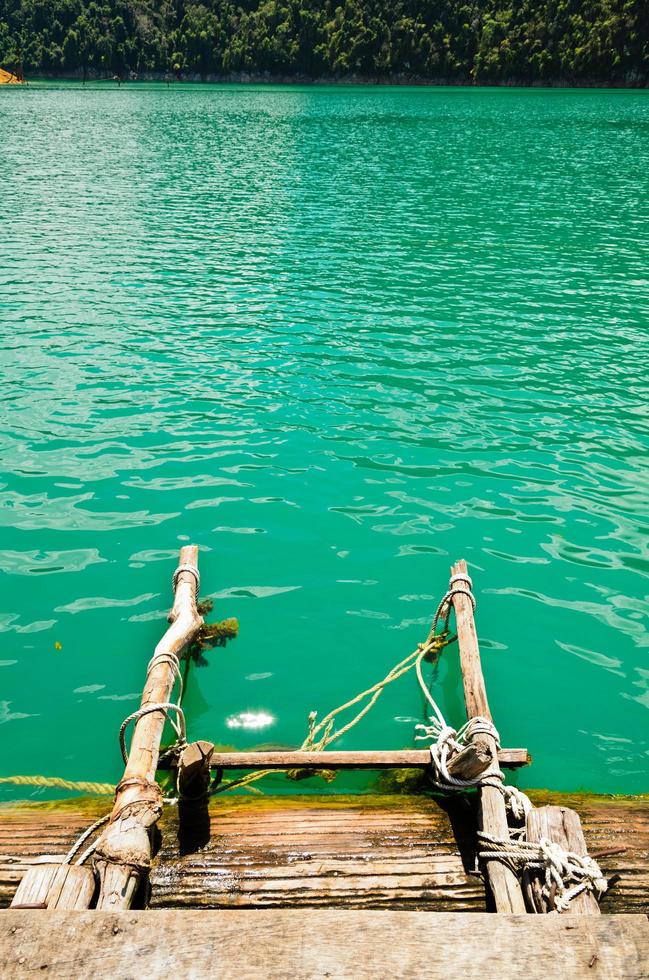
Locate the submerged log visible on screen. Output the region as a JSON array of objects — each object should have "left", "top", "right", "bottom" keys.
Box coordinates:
[
  {"left": 92, "top": 546, "right": 203, "bottom": 910},
  {"left": 1, "top": 793, "right": 646, "bottom": 914},
  {"left": 450, "top": 559, "right": 526, "bottom": 914}
]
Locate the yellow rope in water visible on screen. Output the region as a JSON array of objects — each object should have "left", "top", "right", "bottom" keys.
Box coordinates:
[
  {"left": 0, "top": 775, "right": 115, "bottom": 795},
  {"left": 213, "top": 629, "right": 452, "bottom": 796},
  {"left": 0, "top": 606, "right": 452, "bottom": 801}
]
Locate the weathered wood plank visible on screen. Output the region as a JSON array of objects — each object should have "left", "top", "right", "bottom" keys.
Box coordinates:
[
  {"left": 159, "top": 748, "right": 530, "bottom": 771},
  {"left": 527, "top": 805, "right": 601, "bottom": 914},
  {"left": 44, "top": 865, "right": 96, "bottom": 910},
  {"left": 151, "top": 793, "right": 483, "bottom": 911},
  {"left": 1, "top": 910, "right": 647, "bottom": 979},
  {"left": 1, "top": 794, "right": 646, "bottom": 914},
  {"left": 9, "top": 866, "right": 58, "bottom": 910}
]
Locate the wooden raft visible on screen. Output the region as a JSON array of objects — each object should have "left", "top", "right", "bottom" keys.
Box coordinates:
[{"left": 1, "top": 793, "right": 646, "bottom": 914}]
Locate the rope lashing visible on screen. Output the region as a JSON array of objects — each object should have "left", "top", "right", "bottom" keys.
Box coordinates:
[
  {"left": 172, "top": 563, "right": 200, "bottom": 597},
  {"left": 135, "top": 646, "right": 187, "bottom": 767},
  {"left": 415, "top": 719, "right": 532, "bottom": 817},
  {"left": 478, "top": 832, "right": 608, "bottom": 912},
  {"left": 414, "top": 573, "right": 532, "bottom": 818},
  {"left": 416, "top": 716, "right": 499, "bottom": 786},
  {"left": 431, "top": 573, "right": 476, "bottom": 631},
  {"left": 146, "top": 649, "right": 184, "bottom": 704},
  {"left": 119, "top": 702, "right": 187, "bottom": 765}
]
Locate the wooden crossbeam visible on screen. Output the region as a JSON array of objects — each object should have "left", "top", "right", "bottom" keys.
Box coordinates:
[{"left": 157, "top": 747, "right": 530, "bottom": 771}]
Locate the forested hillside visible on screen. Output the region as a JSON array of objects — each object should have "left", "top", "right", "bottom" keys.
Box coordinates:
[{"left": 1, "top": 0, "right": 647, "bottom": 84}]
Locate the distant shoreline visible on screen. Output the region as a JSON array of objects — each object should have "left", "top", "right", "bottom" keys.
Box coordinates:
[{"left": 22, "top": 71, "right": 649, "bottom": 90}]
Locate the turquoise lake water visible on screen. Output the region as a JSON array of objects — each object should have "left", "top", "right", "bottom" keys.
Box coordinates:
[{"left": 0, "top": 83, "right": 647, "bottom": 797}]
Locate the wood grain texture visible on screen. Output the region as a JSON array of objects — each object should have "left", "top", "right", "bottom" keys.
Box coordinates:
[
  {"left": 9, "top": 866, "right": 58, "bottom": 910},
  {"left": 167, "top": 747, "right": 529, "bottom": 771},
  {"left": 1, "top": 910, "right": 647, "bottom": 979},
  {"left": 1, "top": 794, "right": 646, "bottom": 914},
  {"left": 527, "top": 805, "right": 601, "bottom": 914},
  {"left": 447, "top": 738, "right": 494, "bottom": 779},
  {"left": 450, "top": 558, "right": 526, "bottom": 914},
  {"left": 43, "top": 865, "right": 95, "bottom": 910}
]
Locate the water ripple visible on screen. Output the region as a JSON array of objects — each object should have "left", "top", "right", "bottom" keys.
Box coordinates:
[{"left": 0, "top": 84, "right": 647, "bottom": 794}]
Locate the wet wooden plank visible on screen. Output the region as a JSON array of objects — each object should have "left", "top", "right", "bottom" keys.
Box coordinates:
[
  {"left": 1, "top": 910, "right": 647, "bottom": 978},
  {"left": 1, "top": 794, "right": 647, "bottom": 914}
]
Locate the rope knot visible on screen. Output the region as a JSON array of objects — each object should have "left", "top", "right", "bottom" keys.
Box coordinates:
[
  {"left": 447, "top": 573, "right": 476, "bottom": 611},
  {"left": 436, "top": 725, "right": 459, "bottom": 749},
  {"left": 172, "top": 563, "right": 200, "bottom": 597},
  {"left": 477, "top": 832, "right": 607, "bottom": 912},
  {"left": 502, "top": 784, "right": 533, "bottom": 820}
]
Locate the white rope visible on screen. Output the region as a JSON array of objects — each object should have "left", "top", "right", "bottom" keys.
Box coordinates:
[
  {"left": 62, "top": 812, "right": 111, "bottom": 866},
  {"left": 478, "top": 832, "right": 608, "bottom": 912},
  {"left": 414, "top": 573, "right": 532, "bottom": 819},
  {"left": 74, "top": 839, "right": 101, "bottom": 867},
  {"left": 119, "top": 643, "right": 187, "bottom": 768},
  {"left": 416, "top": 716, "right": 503, "bottom": 787},
  {"left": 501, "top": 784, "right": 533, "bottom": 821},
  {"left": 146, "top": 649, "right": 184, "bottom": 705},
  {"left": 172, "top": 563, "right": 200, "bottom": 597}
]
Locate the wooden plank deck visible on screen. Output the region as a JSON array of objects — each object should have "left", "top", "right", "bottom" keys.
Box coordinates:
[
  {"left": 1, "top": 910, "right": 647, "bottom": 978},
  {"left": 1, "top": 793, "right": 647, "bottom": 914}
]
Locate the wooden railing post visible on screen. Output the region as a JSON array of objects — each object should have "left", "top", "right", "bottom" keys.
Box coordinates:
[
  {"left": 93, "top": 546, "right": 203, "bottom": 910},
  {"left": 450, "top": 559, "right": 526, "bottom": 913}
]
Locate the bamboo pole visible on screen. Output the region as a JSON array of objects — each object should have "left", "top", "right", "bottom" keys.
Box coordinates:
[
  {"left": 450, "top": 559, "right": 526, "bottom": 913},
  {"left": 93, "top": 546, "right": 203, "bottom": 910}
]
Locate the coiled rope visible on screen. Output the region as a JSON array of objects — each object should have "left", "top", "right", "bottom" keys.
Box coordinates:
[{"left": 172, "top": 563, "right": 200, "bottom": 597}]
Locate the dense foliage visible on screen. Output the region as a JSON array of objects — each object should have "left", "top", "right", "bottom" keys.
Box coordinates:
[{"left": 1, "top": 0, "right": 647, "bottom": 83}]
